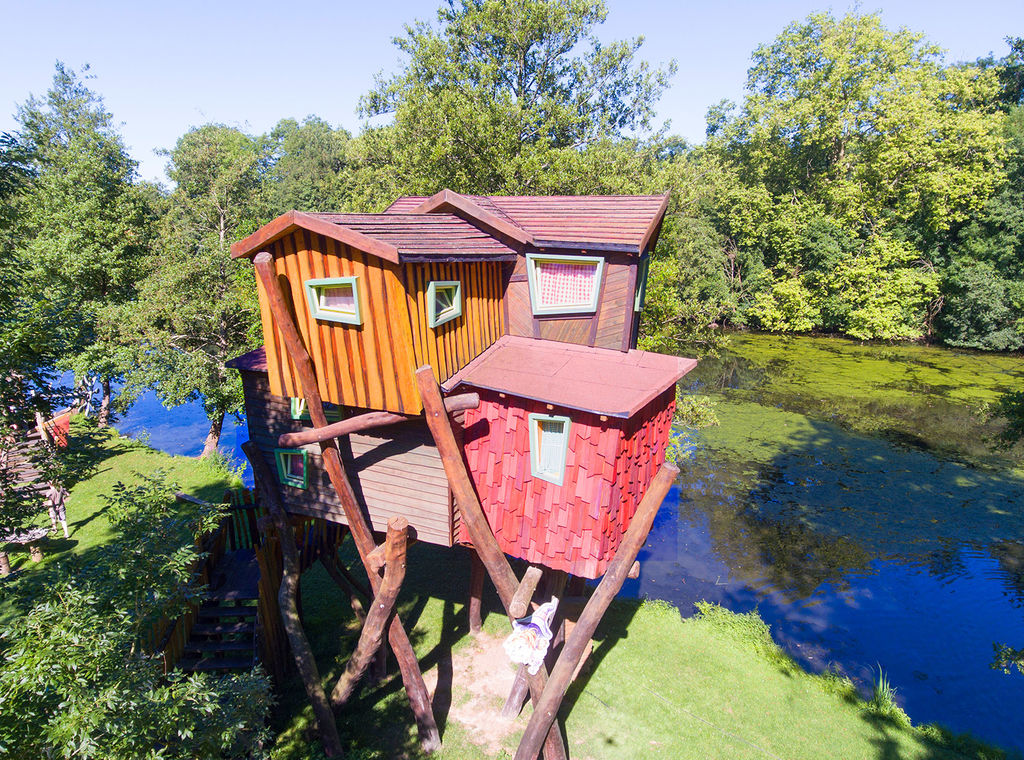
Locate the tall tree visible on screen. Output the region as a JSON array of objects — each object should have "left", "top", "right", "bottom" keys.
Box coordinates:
[
  {"left": 706, "top": 12, "right": 1005, "bottom": 340},
  {"left": 121, "top": 125, "right": 267, "bottom": 458},
  {"left": 267, "top": 116, "right": 353, "bottom": 213},
  {"left": 353, "top": 0, "right": 675, "bottom": 206},
  {"left": 16, "top": 63, "right": 151, "bottom": 424}
]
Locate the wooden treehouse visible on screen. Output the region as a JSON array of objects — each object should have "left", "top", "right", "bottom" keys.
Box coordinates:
[{"left": 226, "top": 190, "right": 696, "bottom": 758}]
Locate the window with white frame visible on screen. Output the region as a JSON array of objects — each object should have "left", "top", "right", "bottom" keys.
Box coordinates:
[
  {"left": 526, "top": 254, "right": 604, "bottom": 315},
  {"left": 304, "top": 277, "right": 362, "bottom": 325},
  {"left": 427, "top": 280, "right": 462, "bottom": 328},
  {"left": 528, "top": 413, "right": 571, "bottom": 485},
  {"left": 274, "top": 448, "right": 309, "bottom": 489}
]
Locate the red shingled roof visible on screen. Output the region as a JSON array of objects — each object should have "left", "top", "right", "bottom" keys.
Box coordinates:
[
  {"left": 441, "top": 335, "right": 696, "bottom": 418},
  {"left": 387, "top": 191, "right": 669, "bottom": 254}
]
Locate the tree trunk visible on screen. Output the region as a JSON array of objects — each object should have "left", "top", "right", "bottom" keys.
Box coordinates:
[
  {"left": 97, "top": 377, "right": 112, "bottom": 427},
  {"left": 200, "top": 413, "right": 224, "bottom": 459},
  {"left": 0, "top": 551, "right": 10, "bottom": 576}
]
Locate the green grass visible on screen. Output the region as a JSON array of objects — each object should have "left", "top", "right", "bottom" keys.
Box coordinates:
[
  {"left": 267, "top": 547, "right": 1015, "bottom": 760},
  {"left": 3, "top": 421, "right": 241, "bottom": 574}
]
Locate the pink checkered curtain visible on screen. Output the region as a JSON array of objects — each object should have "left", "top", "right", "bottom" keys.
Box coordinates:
[{"left": 536, "top": 261, "right": 596, "bottom": 307}]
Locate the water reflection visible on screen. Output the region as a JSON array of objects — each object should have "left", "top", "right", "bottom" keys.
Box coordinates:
[{"left": 621, "top": 333, "right": 1024, "bottom": 751}]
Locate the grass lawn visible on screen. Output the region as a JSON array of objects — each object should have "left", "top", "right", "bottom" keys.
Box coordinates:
[
  {"left": 2, "top": 420, "right": 241, "bottom": 575},
  {"left": 4, "top": 424, "right": 1014, "bottom": 759},
  {"left": 269, "top": 546, "right": 1015, "bottom": 760}
]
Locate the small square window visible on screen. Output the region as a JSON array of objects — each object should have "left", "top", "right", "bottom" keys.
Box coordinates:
[
  {"left": 274, "top": 448, "right": 309, "bottom": 489},
  {"left": 290, "top": 398, "right": 343, "bottom": 422},
  {"left": 526, "top": 254, "right": 604, "bottom": 315},
  {"left": 527, "top": 413, "right": 571, "bottom": 485},
  {"left": 426, "top": 280, "right": 462, "bottom": 328},
  {"left": 305, "top": 277, "right": 362, "bottom": 325}
]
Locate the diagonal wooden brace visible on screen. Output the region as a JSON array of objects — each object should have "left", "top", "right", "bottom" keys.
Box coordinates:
[
  {"left": 513, "top": 462, "right": 678, "bottom": 760},
  {"left": 416, "top": 367, "right": 568, "bottom": 760},
  {"left": 253, "top": 252, "right": 440, "bottom": 752}
]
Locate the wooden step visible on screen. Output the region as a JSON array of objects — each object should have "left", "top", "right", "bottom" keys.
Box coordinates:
[
  {"left": 178, "top": 656, "right": 254, "bottom": 672},
  {"left": 197, "top": 604, "right": 257, "bottom": 619},
  {"left": 191, "top": 621, "right": 254, "bottom": 637},
  {"left": 184, "top": 639, "right": 253, "bottom": 654}
]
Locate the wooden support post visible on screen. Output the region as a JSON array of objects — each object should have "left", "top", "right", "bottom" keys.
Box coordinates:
[
  {"left": 332, "top": 517, "right": 408, "bottom": 708},
  {"left": 416, "top": 367, "right": 567, "bottom": 760},
  {"left": 278, "top": 393, "right": 480, "bottom": 448},
  {"left": 504, "top": 569, "right": 566, "bottom": 720},
  {"left": 243, "top": 441, "right": 343, "bottom": 758},
  {"left": 319, "top": 553, "right": 367, "bottom": 623},
  {"left": 253, "top": 253, "right": 441, "bottom": 753},
  {"left": 509, "top": 566, "right": 544, "bottom": 619},
  {"left": 468, "top": 549, "right": 485, "bottom": 635},
  {"left": 513, "top": 462, "right": 678, "bottom": 760}
]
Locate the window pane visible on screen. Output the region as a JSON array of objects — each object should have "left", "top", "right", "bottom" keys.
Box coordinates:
[
  {"left": 536, "top": 261, "right": 597, "bottom": 307},
  {"left": 320, "top": 285, "right": 355, "bottom": 313},
  {"left": 288, "top": 454, "right": 305, "bottom": 478},
  {"left": 537, "top": 420, "right": 564, "bottom": 473},
  {"left": 435, "top": 287, "right": 454, "bottom": 313}
]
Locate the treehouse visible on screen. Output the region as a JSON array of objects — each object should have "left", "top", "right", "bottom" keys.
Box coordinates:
[{"left": 228, "top": 190, "right": 695, "bottom": 578}]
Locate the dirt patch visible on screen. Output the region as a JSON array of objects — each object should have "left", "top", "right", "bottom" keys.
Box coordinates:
[{"left": 423, "top": 632, "right": 522, "bottom": 754}]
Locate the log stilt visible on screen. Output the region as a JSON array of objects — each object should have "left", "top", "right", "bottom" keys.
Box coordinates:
[
  {"left": 416, "top": 367, "right": 567, "bottom": 760},
  {"left": 468, "top": 549, "right": 485, "bottom": 635},
  {"left": 243, "top": 441, "right": 343, "bottom": 758},
  {"left": 253, "top": 253, "right": 440, "bottom": 753},
  {"left": 512, "top": 463, "right": 678, "bottom": 760},
  {"left": 503, "top": 569, "right": 566, "bottom": 720},
  {"left": 332, "top": 517, "right": 408, "bottom": 708},
  {"left": 320, "top": 553, "right": 367, "bottom": 623}
]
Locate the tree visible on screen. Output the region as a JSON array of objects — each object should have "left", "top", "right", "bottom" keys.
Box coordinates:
[
  {"left": 0, "top": 475, "right": 272, "bottom": 758},
  {"left": 15, "top": 63, "right": 151, "bottom": 424},
  {"left": 352, "top": 0, "right": 675, "bottom": 206},
  {"left": 705, "top": 12, "right": 1006, "bottom": 340},
  {"left": 121, "top": 125, "right": 268, "bottom": 458},
  {"left": 267, "top": 116, "right": 353, "bottom": 214}
]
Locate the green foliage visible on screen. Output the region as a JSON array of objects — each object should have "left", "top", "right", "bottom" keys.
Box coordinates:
[
  {"left": 120, "top": 125, "right": 267, "bottom": 455},
  {"left": 267, "top": 116, "right": 353, "bottom": 213},
  {"left": 869, "top": 667, "right": 912, "bottom": 728},
  {"left": 352, "top": 0, "right": 674, "bottom": 206},
  {"left": 15, "top": 63, "right": 152, "bottom": 401},
  {"left": 992, "top": 642, "right": 1024, "bottom": 675},
  {"left": 0, "top": 474, "right": 272, "bottom": 758}
]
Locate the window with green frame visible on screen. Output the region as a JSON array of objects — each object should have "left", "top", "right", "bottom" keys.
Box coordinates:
[
  {"left": 304, "top": 276, "right": 362, "bottom": 325},
  {"left": 634, "top": 256, "right": 649, "bottom": 312},
  {"left": 427, "top": 280, "right": 462, "bottom": 328},
  {"left": 527, "top": 413, "right": 571, "bottom": 485},
  {"left": 290, "top": 397, "right": 344, "bottom": 422},
  {"left": 274, "top": 448, "right": 309, "bottom": 489}
]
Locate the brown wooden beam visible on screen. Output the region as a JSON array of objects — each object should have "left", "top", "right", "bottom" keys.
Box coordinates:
[
  {"left": 415, "top": 366, "right": 567, "bottom": 760},
  {"left": 253, "top": 252, "right": 440, "bottom": 753},
  {"left": 513, "top": 462, "right": 679, "bottom": 760},
  {"left": 468, "top": 549, "right": 485, "bottom": 635},
  {"left": 278, "top": 393, "right": 479, "bottom": 449},
  {"left": 508, "top": 566, "right": 544, "bottom": 619},
  {"left": 332, "top": 516, "right": 408, "bottom": 708},
  {"left": 243, "top": 441, "right": 343, "bottom": 758}
]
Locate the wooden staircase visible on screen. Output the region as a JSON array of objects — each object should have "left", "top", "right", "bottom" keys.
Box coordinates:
[
  {"left": 179, "top": 601, "right": 258, "bottom": 672},
  {"left": 178, "top": 549, "right": 261, "bottom": 673}
]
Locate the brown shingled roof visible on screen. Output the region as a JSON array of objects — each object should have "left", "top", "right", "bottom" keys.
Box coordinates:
[
  {"left": 386, "top": 191, "right": 669, "bottom": 254},
  {"left": 441, "top": 335, "right": 697, "bottom": 418},
  {"left": 225, "top": 347, "right": 268, "bottom": 372},
  {"left": 230, "top": 209, "right": 517, "bottom": 262}
]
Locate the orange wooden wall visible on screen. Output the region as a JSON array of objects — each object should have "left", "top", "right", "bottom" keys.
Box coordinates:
[
  {"left": 402, "top": 261, "right": 506, "bottom": 384},
  {"left": 256, "top": 230, "right": 422, "bottom": 414}
]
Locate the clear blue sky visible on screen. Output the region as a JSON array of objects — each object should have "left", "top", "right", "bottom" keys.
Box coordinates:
[{"left": 2, "top": 0, "right": 1021, "bottom": 185}]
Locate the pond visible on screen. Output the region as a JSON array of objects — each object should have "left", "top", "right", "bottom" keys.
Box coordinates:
[
  {"left": 620, "top": 333, "right": 1024, "bottom": 752},
  {"left": 115, "top": 332, "right": 1024, "bottom": 751}
]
